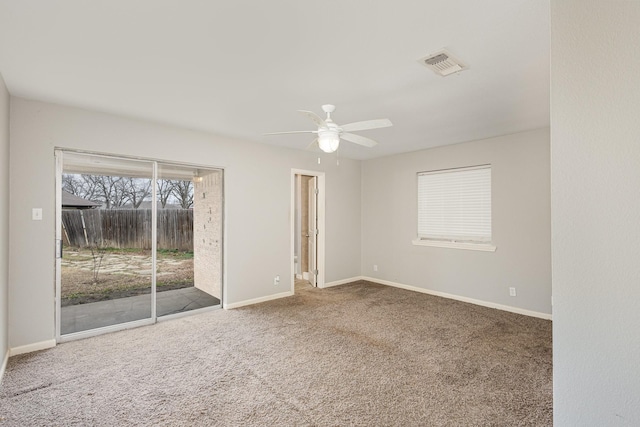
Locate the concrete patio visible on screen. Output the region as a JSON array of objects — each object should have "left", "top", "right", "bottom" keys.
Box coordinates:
[{"left": 61, "top": 286, "right": 220, "bottom": 335}]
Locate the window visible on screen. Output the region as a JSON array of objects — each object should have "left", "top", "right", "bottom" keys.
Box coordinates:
[{"left": 413, "top": 165, "right": 495, "bottom": 251}]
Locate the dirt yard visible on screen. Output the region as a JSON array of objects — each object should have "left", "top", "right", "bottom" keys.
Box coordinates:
[{"left": 61, "top": 247, "right": 194, "bottom": 306}]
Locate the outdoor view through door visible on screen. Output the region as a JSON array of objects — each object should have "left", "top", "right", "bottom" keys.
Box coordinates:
[{"left": 56, "top": 151, "right": 223, "bottom": 337}]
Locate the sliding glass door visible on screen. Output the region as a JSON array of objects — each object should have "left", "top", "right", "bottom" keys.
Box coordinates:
[
  {"left": 155, "top": 163, "right": 222, "bottom": 317},
  {"left": 55, "top": 151, "right": 223, "bottom": 340}
]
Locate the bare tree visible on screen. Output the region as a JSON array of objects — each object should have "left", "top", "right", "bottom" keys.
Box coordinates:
[
  {"left": 62, "top": 174, "right": 100, "bottom": 202},
  {"left": 124, "top": 178, "right": 152, "bottom": 209},
  {"left": 172, "top": 180, "right": 194, "bottom": 209},
  {"left": 62, "top": 174, "right": 84, "bottom": 197},
  {"left": 79, "top": 174, "right": 101, "bottom": 202},
  {"left": 157, "top": 179, "right": 174, "bottom": 208},
  {"left": 87, "top": 240, "right": 107, "bottom": 284},
  {"left": 63, "top": 174, "right": 191, "bottom": 209},
  {"left": 82, "top": 175, "right": 127, "bottom": 209}
]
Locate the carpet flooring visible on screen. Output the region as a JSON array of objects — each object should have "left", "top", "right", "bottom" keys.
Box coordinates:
[{"left": 0, "top": 281, "right": 552, "bottom": 426}]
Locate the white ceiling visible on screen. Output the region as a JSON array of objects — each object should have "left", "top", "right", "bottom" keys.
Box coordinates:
[{"left": 0, "top": 1, "right": 549, "bottom": 160}]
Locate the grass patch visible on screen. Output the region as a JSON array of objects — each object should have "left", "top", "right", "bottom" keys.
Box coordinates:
[
  {"left": 64, "top": 255, "right": 94, "bottom": 262},
  {"left": 64, "top": 247, "right": 193, "bottom": 258},
  {"left": 100, "top": 247, "right": 147, "bottom": 254},
  {"left": 157, "top": 249, "right": 194, "bottom": 259},
  {"left": 158, "top": 280, "right": 193, "bottom": 288}
]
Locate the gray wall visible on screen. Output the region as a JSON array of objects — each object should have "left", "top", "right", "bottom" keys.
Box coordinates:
[
  {"left": 551, "top": 2, "right": 640, "bottom": 424},
  {"left": 0, "top": 73, "right": 9, "bottom": 368},
  {"left": 361, "top": 128, "right": 551, "bottom": 315},
  {"left": 8, "top": 97, "right": 362, "bottom": 349}
]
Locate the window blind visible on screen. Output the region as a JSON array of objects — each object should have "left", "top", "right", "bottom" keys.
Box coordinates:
[{"left": 417, "top": 165, "right": 491, "bottom": 242}]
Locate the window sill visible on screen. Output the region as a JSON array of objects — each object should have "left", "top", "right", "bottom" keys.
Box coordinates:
[{"left": 411, "top": 239, "right": 496, "bottom": 252}]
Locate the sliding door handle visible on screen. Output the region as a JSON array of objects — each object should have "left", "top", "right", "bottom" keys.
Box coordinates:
[{"left": 56, "top": 239, "right": 63, "bottom": 259}]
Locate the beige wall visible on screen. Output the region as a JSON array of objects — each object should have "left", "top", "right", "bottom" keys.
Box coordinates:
[
  {"left": 8, "top": 97, "right": 362, "bottom": 349},
  {"left": 361, "top": 128, "right": 551, "bottom": 315},
  {"left": 551, "top": 1, "right": 640, "bottom": 424},
  {"left": 0, "top": 73, "right": 9, "bottom": 371}
]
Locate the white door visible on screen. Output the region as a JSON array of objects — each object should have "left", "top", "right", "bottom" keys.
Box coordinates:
[{"left": 308, "top": 176, "right": 318, "bottom": 287}]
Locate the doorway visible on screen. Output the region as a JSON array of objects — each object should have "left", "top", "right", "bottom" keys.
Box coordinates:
[
  {"left": 55, "top": 150, "right": 223, "bottom": 341},
  {"left": 292, "top": 170, "right": 325, "bottom": 292}
]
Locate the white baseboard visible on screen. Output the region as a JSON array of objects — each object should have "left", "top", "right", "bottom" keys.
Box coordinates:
[
  {"left": 322, "top": 276, "right": 365, "bottom": 288},
  {"left": 0, "top": 349, "right": 8, "bottom": 383},
  {"left": 361, "top": 276, "right": 552, "bottom": 320},
  {"left": 9, "top": 339, "right": 56, "bottom": 357},
  {"left": 225, "top": 291, "right": 294, "bottom": 309},
  {"left": 223, "top": 277, "right": 551, "bottom": 320}
]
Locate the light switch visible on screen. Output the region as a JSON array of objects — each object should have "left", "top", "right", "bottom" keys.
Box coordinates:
[{"left": 32, "top": 208, "right": 43, "bottom": 221}]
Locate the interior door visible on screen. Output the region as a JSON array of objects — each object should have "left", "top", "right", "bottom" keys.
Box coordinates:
[{"left": 308, "top": 176, "right": 318, "bottom": 287}]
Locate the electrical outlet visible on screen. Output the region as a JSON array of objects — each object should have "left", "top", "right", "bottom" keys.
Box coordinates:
[
  {"left": 274, "top": 275, "right": 280, "bottom": 286},
  {"left": 373, "top": 265, "right": 378, "bottom": 272},
  {"left": 509, "top": 287, "right": 516, "bottom": 297}
]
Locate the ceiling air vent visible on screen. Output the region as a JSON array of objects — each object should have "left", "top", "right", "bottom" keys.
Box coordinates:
[{"left": 419, "top": 50, "right": 468, "bottom": 77}]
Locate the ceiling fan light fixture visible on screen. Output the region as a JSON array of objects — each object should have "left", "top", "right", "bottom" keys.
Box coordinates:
[
  {"left": 264, "top": 104, "right": 391, "bottom": 152},
  {"left": 318, "top": 132, "right": 340, "bottom": 153}
]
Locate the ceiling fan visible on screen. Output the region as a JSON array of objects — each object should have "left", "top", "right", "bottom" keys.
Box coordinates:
[{"left": 265, "top": 105, "right": 392, "bottom": 153}]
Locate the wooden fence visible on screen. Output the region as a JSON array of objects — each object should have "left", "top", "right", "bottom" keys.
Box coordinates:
[{"left": 62, "top": 209, "right": 193, "bottom": 250}]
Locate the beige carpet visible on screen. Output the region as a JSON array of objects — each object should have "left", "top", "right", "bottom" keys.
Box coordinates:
[{"left": 0, "top": 281, "right": 552, "bottom": 426}]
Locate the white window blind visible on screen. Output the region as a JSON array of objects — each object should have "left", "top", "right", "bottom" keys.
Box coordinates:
[{"left": 417, "top": 165, "right": 492, "bottom": 243}]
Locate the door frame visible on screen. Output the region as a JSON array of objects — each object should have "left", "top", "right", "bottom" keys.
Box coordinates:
[
  {"left": 307, "top": 176, "right": 318, "bottom": 287},
  {"left": 291, "top": 169, "right": 325, "bottom": 291}
]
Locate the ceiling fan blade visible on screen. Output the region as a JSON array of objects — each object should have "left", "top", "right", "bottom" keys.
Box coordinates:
[
  {"left": 298, "top": 110, "right": 327, "bottom": 128},
  {"left": 306, "top": 138, "right": 319, "bottom": 150},
  {"left": 340, "top": 118, "right": 392, "bottom": 132},
  {"left": 341, "top": 132, "right": 378, "bottom": 148},
  {"left": 264, "top": 130, "right": 318, "bottom": 136}
]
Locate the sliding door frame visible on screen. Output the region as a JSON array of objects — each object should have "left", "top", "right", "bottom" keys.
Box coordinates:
[{"left": 55, "top": 149, "right": 225, "bottom": 343}]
